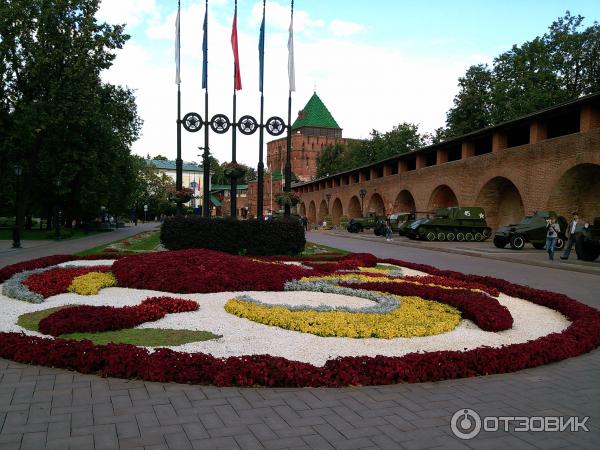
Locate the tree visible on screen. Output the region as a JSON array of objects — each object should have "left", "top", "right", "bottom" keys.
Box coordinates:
[
  {"left": 0, "top": 0, "right": 142, "bottom": 226},
  {"left": 445, "top": 12, "right": 600, "bottom": 137}
]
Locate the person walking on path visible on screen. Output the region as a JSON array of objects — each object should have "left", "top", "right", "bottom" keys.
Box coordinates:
[
  {"left": 561, "top": 211, "right": 581, "bottom": 260},
  {"left": 385, "top": 219, "right": 393, "bottom": 242},
  {"left": 546, "top": 216, "right": 561, "bottom": 261}
]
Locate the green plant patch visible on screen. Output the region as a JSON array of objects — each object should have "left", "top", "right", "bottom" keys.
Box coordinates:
[
  {"left": 302, "top": 242, "right": 348, "bottom": 256},
  {"left": 61, "top": 328, "right": 220, "bottom": 346},
  {"left": 126, "top": 231, "right": 161, "bottom": 251},
  {"left": 17, "top": 307, "right": 220, "bottom": 346}
]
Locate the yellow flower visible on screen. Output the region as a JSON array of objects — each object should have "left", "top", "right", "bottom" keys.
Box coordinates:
[
  {"left": 67, "top": 272, "right": 117, "bottom": 296},
  {"left": 224, "top": 295, "right": 460, "bottom": 339}
]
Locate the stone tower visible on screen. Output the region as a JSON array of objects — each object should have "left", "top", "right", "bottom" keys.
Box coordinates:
[{"left": 267, "top": 92, "right": 345, "bottom": 182}]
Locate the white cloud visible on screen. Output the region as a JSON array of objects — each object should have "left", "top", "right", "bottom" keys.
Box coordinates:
[
  {"left": 328, "top": 19, "right": 365, "bottom": 37},
  {"left": 96, "top": 0, "right": 160, "bottom": 28},
  {"left": 249, "top": 1, "right": 324, "bottom": 33},
  {"left": 101, "top": 0, "right": 492, "bottom": 169}
]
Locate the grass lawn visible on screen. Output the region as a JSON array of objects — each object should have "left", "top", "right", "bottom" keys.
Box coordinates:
[
  {"left": 302, "top": 242, "right": 348, "bottom": 256},
  {"left": 17, "top": 306, "right": 220, "bottom": 346},
  {"left": 0, "top": 228, "right": 104, "bottom": 241},
  {"left": 75, "top": 230, "right": 161, "bottom": 256}
]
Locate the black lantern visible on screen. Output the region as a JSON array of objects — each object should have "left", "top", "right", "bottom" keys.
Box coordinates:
[
  {"left": 12, "top": 164, "right": 22, "bottom": 249},
  {"left": 359, "top": 188, "right": 367, "bottom": 217}
]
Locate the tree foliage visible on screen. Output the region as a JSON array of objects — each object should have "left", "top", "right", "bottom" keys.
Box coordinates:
[
  {"left": 316, "top": 123, "right": 426, "bottom": 178},
  {"left": 0, "top": 0, "right": 142, "bottom": 224},
  {"left": 445, "top": 11, "right": 600, "bottom": 137}
]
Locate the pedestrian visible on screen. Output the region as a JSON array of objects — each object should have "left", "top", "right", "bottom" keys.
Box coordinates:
[
  {"left": 385, "top": 219, "right": 393, "bottom": 242},
  {"left": 302, "top": 216, "right": 308, "bottom": 231},
  {"left": 545, "top": 215, "right": 561, "bottom": 261},
  {"left": 560, "top": 211, "right": 580, "bottom": 260}
]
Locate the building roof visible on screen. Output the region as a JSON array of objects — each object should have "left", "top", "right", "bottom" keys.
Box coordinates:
[
  {"left": 146, "top": 159, "right": 203, "bottom": 172},
  {"left": 292, "top": 92, "right": 341, "bottom": 130}
]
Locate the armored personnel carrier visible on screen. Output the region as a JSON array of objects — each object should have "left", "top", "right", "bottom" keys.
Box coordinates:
[
  {"left": 575, "top": 217, "right": 600, "bottom": 261},
  {"left": 374, "top": 212, "right": 416, "bottom": 236},
  {"left": 405, "top": 207, "right": 491, "bottom": 241},
  {"left": 346, "top": 212, "right": 385, "bottom": 233},
  {"left": 493, "top": 211, "right": 566, "bottom": 250}
]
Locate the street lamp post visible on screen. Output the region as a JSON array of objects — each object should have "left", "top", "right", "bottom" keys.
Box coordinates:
[
  {"left": 12, "top": 164, "right": 22, "bottom": 249},
  {"left": 54, "top": 180, "right": 61, "bottom": 241},
  {"left": 359, "top": 188, "right": 367, "bottom": 217}
]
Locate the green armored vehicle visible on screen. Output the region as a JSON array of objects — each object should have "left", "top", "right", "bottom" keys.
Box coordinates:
[
  {"left": 347, "top": 212, "right": 385, "bottom": 233},
  {"left": 373, "top": 212, "right": 416, "bottom": 236},
  {"left": 575, "top": 217, "right": 600, "bottom": 261},
  {"left": 405, "top": 207, "right": 491, "bottom": 241},
  {"left": 493, "top": 211, "right": 566, "bottom": 250}
]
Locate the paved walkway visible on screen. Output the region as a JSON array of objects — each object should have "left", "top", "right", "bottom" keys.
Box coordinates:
[
  {"left": 0, "top": 223, "right": 159, "bottom": 268},
  {"left": 0, "top": 231, "right": 598, "bottom": 449}
]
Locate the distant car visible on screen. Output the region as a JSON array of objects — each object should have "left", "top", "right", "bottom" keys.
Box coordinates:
[
  {"left": 575, "top": 217, "right": 600, "bottom": 261},
  {"left": 373, "top": 212, "right": 416, "bottom": 236},
  {"left": 346, "top": 212, "right": 385, "bottom": 233},
  {"left": 493, "top": 211, "right": 567, "bottom": 250},
  {"left": 405, "top": 207, "right": 492, "bottom": 241}
]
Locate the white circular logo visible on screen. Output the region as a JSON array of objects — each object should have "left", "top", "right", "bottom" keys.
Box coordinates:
[{"left": 451, "top": 408, "right": 481, "bottom": 440}]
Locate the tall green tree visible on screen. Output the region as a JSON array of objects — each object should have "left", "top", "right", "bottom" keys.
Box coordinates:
[
  {"left": 444, "top": 11, "right": 600, "bottom": 137},
  {"left": 0, "top": 0, "right": 142, "bottom": 225}
]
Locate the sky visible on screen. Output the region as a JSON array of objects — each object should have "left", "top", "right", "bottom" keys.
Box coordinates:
[{"left": 96, "top": 0, "right": 600, "bottom": 167}]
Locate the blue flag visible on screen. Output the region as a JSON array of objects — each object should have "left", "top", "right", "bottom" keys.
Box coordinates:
[
  {"left": 258, "top": 13, "right": 265, "bottom": 92},
  {"left": 202, "top": 6, "right": 208, "bottom": 89}
]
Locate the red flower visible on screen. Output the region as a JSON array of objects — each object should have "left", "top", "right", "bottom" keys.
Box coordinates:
[
  {"left": 23, "top": 266, "right": 112, "bottom": 298},
  {"left": 0, "top": 255, "right": 76, "bottom": 283}
]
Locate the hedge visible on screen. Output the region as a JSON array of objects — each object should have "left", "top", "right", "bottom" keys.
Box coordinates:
[{"left": 160, "top": 217, "right": 306, "bottom": 256}]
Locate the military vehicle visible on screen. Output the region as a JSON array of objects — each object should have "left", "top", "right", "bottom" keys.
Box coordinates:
[
  {"left": 373, "top": 212, "right": 415, "bottom": 236},
  {"left": 346, "top": 212, "right": 385, "bottom": 233},
  {"left": 405, "top": 207, "right": 492, "bottom": 241},
  {"left": 575, "top": 217, "right": 600, "bottom": 261},
  {"left": 493, "top": 211, "right": 567, "bottom": 250}
]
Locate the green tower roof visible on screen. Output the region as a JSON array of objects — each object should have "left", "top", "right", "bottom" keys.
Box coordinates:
[{"left": 292, "top": 93, "right": 341, "bottom": 130}]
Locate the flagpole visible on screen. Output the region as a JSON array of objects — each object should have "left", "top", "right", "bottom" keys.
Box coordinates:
[
  {"left": 284, "top": 0, "right": 294, "bottom": 218},
  {"left": 257, "top": 0, "right": 266, "bottom": 220},
  {"left": 202, "top": 0, "right": 211, "bottom": 218},
  {"left": 176, "top": 0, "right": 183, "bottom": 215},
  {"left": 230, "top": 0, "right": 238, "bottom": 218}
]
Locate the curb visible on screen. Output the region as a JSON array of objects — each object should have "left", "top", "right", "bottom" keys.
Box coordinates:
[{"left": 323, "top": 231, "right": 600, "bottom": 276}]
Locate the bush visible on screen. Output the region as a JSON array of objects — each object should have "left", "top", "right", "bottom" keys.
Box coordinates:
[{"left": 161, "top": 217, "right": 306, "bottom": 256}]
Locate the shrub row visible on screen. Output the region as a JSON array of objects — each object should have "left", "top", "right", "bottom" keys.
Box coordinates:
[{"left": 160, "top": 217, "right": 306, "bottom": 256}]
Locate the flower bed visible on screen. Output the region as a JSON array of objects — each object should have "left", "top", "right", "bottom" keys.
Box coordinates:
[
  {"left": 67, "top": 272, "right": 117, "bottom": 295},
  {"left": 38, "top": 297, "right": 198, "bottom": 336},
  {"left": 0, "top": 251, "right": 598, "bottom": 387},
  {"left": 111, "top": 249, "right": 315, "bottom": 293},
  {"left": 24, "top": 267, "right": 112, "bottom": 298},
  {"left": 0, "top": 255, "right": 76, "bottom": 283},
  {"left": 224, "top": 294, "right": 460, "bottom": 338},
  {"left": 339, "top": 280, "right": 512, "bottom": 332}
]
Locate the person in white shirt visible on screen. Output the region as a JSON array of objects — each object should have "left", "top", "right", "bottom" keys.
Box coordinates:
[{"left": 560, "top": 211, "right": 580, "bottom": 260}]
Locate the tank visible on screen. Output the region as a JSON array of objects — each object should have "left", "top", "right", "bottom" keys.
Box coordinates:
[
  {"left": 575, "top": 217, "right": 600, "bottom": 261},
  {"left": 493, "top": 211, "right": 567, "bottom": 250},
  {"left": 346, "top": 212, "right": 385, "bottom": 233},
  {"left": 405, "top": 207, "right": 492, "bottom": 241}
]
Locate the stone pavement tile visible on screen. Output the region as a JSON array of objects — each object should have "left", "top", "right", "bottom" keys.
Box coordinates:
[
  {"left": 207, "top": 425, "right": 250, "bottom": 439},
  {"left": 136, "top": 411, "right": 160, "bottom": 428},
  {"left": 71, "top": 409, "right": 93, "bottom": 428},
  {"left": 262, "top": 436, "right": 306, "bottom": 449},
  {"left": 2, "top": 409, "right": 27, "bottom": 429},
  {"left": 20, "top": 431, "right": 46, "bottom": 450},
  {"left": 116, "top": 420, "right": 140, "bottom": 439},
  {"left": 72, "top": 386, "right": 92, "bottom": 406},
  {"left": 119, "top": 434, "right": 166, "bottom": 448},
  {"left": 91, "top": 402, "right": 113, "bottom": 419},
  {"left": 46, "top": 419, "right": 70, "bottom": 441},
  {"left": 93, "top": 427, "right": 119, "bottom": 450},
  {"left": 46, "top": 435, "right": 94, "bottom": 450},
  {"left": 144, "top": 445, "right": 169, "bottom": 450},
  {"left": 170, "top": 394, "right": 193, "bottom": 410},
  {"left": 191, "top": 436, "right": 240, "bottom": 449},
  {"left": 331, "top": 437, "right": 376, "bottom": 449},
  {"left": 182, "top": 422, "right": 209, "bottom": 441},
  {"left": 370, "top": 433, "right": 404, "bottom": 450},
  {"left": 283, "top": 395, "right": 311, "bottom": 412},
  {"left": 111, "top": 394, "right": 133, "bottom": 411},
  {"left": 384, "top": 414, "right": 418, "bottom": 431},
  {"left": 323, "top": 413, "right": 354, "bottom": 433},
  {"left": 301, "top": 434, "right": 335, "bottom": 450},
  {"left": 312, "top": 423, "right": 345, "bottom": 443},
  {"left": 248, "top": 423, "right": 278, "bottom": 441},
  {"left": 234, "top": 433, "right": 265, "bottom": 450},
  {"left": 0, "top": 432, "right": 22, "bottom": 445},
  {"left": 298, "top": 407, "right": 335, "bottom": 418},
  {"left": 199, "top": 412, "right": 225, "bottom": 430},
  {"left": 465, "top": 434, "right": 539, "bottom": 449},
  {"left": 128, "top": 387, "right": 149, "bottom": 402},
  {"left": 164, "top": 431, "right": 193, "bottom": 450}
]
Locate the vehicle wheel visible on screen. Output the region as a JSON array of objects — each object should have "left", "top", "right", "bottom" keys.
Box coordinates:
[
  {"left": 350, "top": 224, "right": 360, "bottom": 233},
  {"left": 437, "top": 232, "right": 446, "bottom": 241},
  {"left": 446, "top": 232, "right": 455, "bottom": 241},
  {"left": 576, "top": 234, "right": 600, "bottom": 261},
  {"left": 426, "top": 232, "right": 436, "bottom": 241},
  {"left": 465, "top": 232, "right": 474, "bottom": 241},
  {"left": 532, "top": 242, "right": 545, "bottom": 250},
  {"left": 493, "top": 236, "right": 506, "bottom": 248},
  {"left": 555, "top": 237, "right": 565, "bottom": 250},
  {"left": 483, "top": 228, "right": 492, "bottom": 238},
  {"left": 475, "top": 232, "right": 483, "bottom": 241},
  {"left": 374, "top": 228, "right": 381, "bottom": 236},
  {"left": 456, "top": 232, "right": 465, "bottom": 241},
  {"left": 509, "top": 234, "right": 525, "bottom": 250}
]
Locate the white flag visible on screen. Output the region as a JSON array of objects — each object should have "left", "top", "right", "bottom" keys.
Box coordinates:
[
  {"left": 287, "top": 14, "right": 295, "bottom": 92},
  {"left": 175, "top": 7, "right": 181, "bottom": 85}
]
